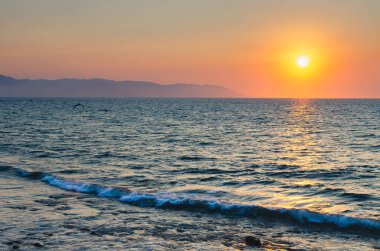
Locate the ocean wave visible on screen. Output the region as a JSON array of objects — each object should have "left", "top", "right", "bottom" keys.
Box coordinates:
[
  {"left": 169, "top": 167, "right": 243, "bottom": 175},
  {"left": 1, "top": 165, "right": 379, "bottom": 234},
  {"left": 178, "top": 155, "right": 217, "bottom": 161},
  {"left": 339, "top": 192, "right": 374, "bottom": 201}
]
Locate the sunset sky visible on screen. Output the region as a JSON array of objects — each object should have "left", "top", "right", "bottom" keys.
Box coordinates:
[{"left": 1, "top": 0, "right": 379, "bottom": 98}]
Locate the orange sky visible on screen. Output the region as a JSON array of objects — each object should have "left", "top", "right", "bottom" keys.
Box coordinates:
[{"left": 0, "top": 0, "right": 379, "bottom": 98}]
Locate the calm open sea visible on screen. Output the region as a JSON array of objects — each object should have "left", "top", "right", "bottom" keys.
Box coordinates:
[{"left": 0, "top": 98, "right": 379, "bottom": 250}]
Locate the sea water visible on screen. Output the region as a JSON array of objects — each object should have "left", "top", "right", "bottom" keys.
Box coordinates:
[{"left": 0, "top": 98, "right": 379, "bottom": 250}]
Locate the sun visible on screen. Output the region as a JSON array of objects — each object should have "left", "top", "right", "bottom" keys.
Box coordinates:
[
  {"left": 296, "top": 55, "right": 310, "bottom": 68},
  {"left": 272, "top": 44, "right": 328, "bottom": 85}
]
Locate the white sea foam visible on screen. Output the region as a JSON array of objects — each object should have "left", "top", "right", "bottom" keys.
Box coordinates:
[{"left": 39, "top": 173, "right": 380, "bottom": 233}]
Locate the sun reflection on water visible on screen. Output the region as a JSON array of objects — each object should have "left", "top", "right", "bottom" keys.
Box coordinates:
[
  {"left": 246, "top": 99, "right": 349, "bottom": 213},
  {"left": 278, "top": 99, "right": 327, "bottom": 169}
]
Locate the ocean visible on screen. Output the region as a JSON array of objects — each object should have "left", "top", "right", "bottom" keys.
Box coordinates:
[{"left": 0, "top": 98, "right": 379, "bottom": 250}]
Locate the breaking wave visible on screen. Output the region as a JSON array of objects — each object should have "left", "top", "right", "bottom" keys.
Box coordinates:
[{"left": 1, "top": 165, "right": 379, "bottom": 234}]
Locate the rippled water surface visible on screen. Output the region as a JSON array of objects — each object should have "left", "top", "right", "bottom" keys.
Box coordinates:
[{"left": 0, "top": 98, "right": 379, "bottom": 250}]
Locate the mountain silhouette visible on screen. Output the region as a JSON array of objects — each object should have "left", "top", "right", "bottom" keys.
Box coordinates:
[{"left": 0, "top": 75, "right": 239, "bottom": 98}]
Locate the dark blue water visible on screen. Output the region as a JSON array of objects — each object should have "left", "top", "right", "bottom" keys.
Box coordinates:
[{"left": 1, "top": 98, "right": 379, "bottom": 250}]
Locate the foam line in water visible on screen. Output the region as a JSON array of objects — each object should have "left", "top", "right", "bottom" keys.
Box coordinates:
[
  {"left": 41, "top": 174, "right": 380, "bottom": 233},
  {"left": 1, "top": 166, "right": 379, "bottom": 234}
]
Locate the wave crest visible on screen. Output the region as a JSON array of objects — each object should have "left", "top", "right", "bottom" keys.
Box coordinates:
[{"left": 1, "top": 166, "right": 379, "bottom": 234}]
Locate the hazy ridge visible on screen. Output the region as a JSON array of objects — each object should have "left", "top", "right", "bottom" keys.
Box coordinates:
[{"left": 0, "top": 74, "right": 239, "bottom": 98}]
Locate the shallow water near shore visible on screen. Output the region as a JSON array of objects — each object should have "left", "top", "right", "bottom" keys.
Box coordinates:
[{"left": 1, "top": 98, "right": 379, "bottom": 250}]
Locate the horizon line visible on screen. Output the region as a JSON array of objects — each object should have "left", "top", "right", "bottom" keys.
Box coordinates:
[
  {"left": 1, "top": 74, "right": 379, "bottom": 99},
  {"left": 0, "top": 96, "right": 379, "bottom": 100}
]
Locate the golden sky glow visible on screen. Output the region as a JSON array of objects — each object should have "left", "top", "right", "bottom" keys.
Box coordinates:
[{"left": 0, "top": 0, "right": 379, "bottom": 98}]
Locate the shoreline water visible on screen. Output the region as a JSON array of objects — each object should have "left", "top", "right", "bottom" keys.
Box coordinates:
[
  {"left": 1, "top": 171, "right": 379, "bottom": 250},
  {"left": 2, "top": 165, "right": 379, "bottom": 235}
]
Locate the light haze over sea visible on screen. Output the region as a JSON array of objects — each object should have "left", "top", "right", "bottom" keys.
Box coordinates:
[{"left": 0, "top": 98, "right": 379, "bottom": 250}]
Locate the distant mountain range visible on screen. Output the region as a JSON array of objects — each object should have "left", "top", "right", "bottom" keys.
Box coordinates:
[{"left": 0, "top": 74, "right": 239, "bottom": 98}]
